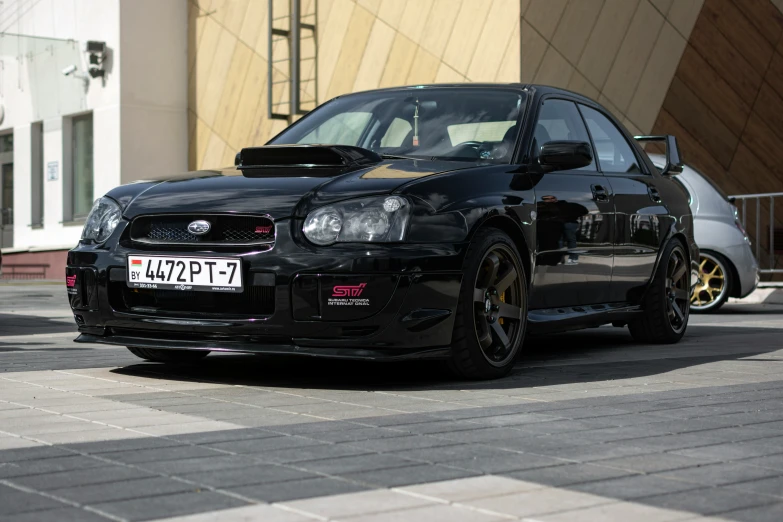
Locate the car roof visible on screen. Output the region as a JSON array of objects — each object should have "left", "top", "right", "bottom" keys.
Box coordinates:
[{"left": 338, "top": 83, "right": 598, "bottom": 104}]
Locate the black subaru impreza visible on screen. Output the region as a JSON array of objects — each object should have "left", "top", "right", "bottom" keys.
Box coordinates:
[{"left": 67, "top": 84, "right": 697, "bottom": 379}]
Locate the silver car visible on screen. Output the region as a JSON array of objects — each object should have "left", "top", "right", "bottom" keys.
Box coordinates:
[{"left": 650, "top": 154, "right": 758, "bottom": 312}]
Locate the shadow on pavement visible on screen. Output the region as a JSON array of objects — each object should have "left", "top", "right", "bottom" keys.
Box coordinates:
[
  {"left": 111, "top": 323, "right": 783, "bottom": 391},
  {"left": 0, "top": 313, "right": 77, "bottom": 336}
]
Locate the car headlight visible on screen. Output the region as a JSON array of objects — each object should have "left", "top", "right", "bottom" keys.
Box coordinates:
[
  {"left": 81, "top": 197, "right": 122, "bottom": 244},
  {"left": 303, "top": 195, "right": 411, "bottom": 245}
]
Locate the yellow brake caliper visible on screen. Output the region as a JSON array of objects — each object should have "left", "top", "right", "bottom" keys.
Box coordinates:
[{"left": 499, "top": 291, "right": 506, "bottom": 325}]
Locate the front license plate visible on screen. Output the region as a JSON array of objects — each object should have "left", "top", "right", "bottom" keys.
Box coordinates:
[{"left": 127, "top": 255, "right": 242, "bottom": 292}]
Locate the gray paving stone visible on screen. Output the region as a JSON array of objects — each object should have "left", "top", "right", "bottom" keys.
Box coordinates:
[
  {"left": 2, "top": 507, "right": 112, "bottom": 522},
  {"left": 504, "top": 462, "right": 635, "bottom": 486},
  {"left": 254, "top": 442, "right": 371, "bottom": 464},
  {"left": 94, "top": 491, "right": 248, "bottom": 521},
  {"left": 727, "top": 476, "right": 783, "bottom": 498},
  {"left": 310, "top": 427, "right": 409, "bottom": 443},
  {"left": 65, "top": 436, "right": 182, "bottom": 454},
  {"left": 140, "top": 455, "right": 259, "bottom": 475},
  {"left": 179, "top": 462, "right": 315, "bottom": 488},
  {"left": 434, "top": 427, "right": 530, "bottom": 444},
  {"left": 166, "top": 428, "right": 279, "bottom": 444},
  {"left": 656, "top": 462, "right": 781, "bottom": 487},
  {"left": 231, "top": 476, "right": 369, "bottom": 502},
  {"left": 100, "top": 444, "right": 219, "bottom": 464},
  {"left": 443, "top": 452, "right": 565, "bottom": 473},
  {"left": 347, "top": 435, "right": 456, "bottom": 453},
  {"left": 389, "top": 420, "right": 484, "bottom": 434},
  {"left": 736, "top": 453, "right": 783, "bottom": 471},
  {"left": 0, "top": 484, "right": 66, "bottom": 516},
  {"left": 0, "top": 446, "right": 71, "bottom": 463},
  {"left": 390, "top": 443, "right": 513, "bottom": 463},
  {"left": 570, "top": 474, "right": 704, "bottom": 500},
  {"left": 341, "top": 462, "right": 479, "bottom": 487},
  {"left": 296, "top": 453, "right": 417, "bottom": 475},
  {"left": 596, "top": 453, "right": 715, "bottom": 473},
  {"left": 206, "top": 435, "right": 324, "bottom": 454},
  {"left": 48, "top": 476, "right": 195, "bottom": 504},
  {"left": 11, "top": 465, "right": 154, "bottom": 491},
  {"left": 719, "top": 501, "right": 783, "bottom": 522},
  {"left": 539, "top": 441, "right": 658, "bottom": 462},
  {"left": 0, "top": 455, "right": 104, "bottom": 479}
]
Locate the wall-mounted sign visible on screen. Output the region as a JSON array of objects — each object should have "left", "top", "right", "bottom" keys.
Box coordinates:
[{"left": 46, "top": 161, "right": 59, "bottom": 181}]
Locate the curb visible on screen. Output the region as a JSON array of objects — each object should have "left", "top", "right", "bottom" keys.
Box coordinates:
[{"left": 729, "top": 287, "right": 783, "bottom": 305}]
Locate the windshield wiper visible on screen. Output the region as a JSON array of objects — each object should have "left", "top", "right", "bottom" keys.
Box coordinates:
[{"left": 380, "top": 153, "right": 424, "bottom": 160}]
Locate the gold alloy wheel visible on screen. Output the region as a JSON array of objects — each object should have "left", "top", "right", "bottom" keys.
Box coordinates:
[{"left": 691, "top": 253, "right": 727, "bottom": 310}]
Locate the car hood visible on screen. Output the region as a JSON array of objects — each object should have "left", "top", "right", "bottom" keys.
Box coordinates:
[{"left": 115, "top": 159, "right": 475, "bottom": 220}]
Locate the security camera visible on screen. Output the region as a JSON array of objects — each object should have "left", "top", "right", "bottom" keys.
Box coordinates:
[{"left": 62, "top": 64, "right": 78, "bottom": 76}]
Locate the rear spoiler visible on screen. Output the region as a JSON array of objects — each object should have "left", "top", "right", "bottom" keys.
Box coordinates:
[
  {"left": 234, "top": 145, "right": 382, "bottom": 176},
  {"left": 634, "top": 135, "right": 683, "bottom": 176}
]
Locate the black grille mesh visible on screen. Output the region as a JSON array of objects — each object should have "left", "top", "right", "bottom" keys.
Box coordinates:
[
  {"left": 110, "top": 282, "right": 275, "bottom": 316},
  {"left": 131, "top": 215, "right": 274, "bottom": 244}
]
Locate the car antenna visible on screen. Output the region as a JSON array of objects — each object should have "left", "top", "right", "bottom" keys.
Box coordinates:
[{"left": 412, "top": 98, "right": 420, "bottom": 147}]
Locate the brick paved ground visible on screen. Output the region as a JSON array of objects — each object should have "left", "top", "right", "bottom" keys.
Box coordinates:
[{"left": 1, "top": 283, "right": 783, "bottom": 521}]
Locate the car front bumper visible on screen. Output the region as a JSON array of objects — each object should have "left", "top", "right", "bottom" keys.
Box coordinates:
[{"left": 67, "top": 221, "right": 468, "bottom": 360}]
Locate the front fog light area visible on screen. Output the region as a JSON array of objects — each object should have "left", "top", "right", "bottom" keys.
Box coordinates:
[
  {"left": 81, "top": 197, "right": 122, "bottom": 244},
  {"left": 303, "top": 195, "right": 410, "bottom": 245}
]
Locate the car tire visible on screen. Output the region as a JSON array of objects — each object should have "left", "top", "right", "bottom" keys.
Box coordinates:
[
  {"left": 126, "top": 347, "right": 210, "bottom": 363},
  {"left": 449, "top": 228, "right": 527, "bottom": 380},
  {"left": 690, "top": 251, "right": 731, "bottom": 313},
  {"left": 628, "top": 238, "right": 690, "bottom": 344}
]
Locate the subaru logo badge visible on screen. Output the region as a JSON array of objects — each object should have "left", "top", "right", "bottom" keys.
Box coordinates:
[{"left": 187, "top": 220, "right": 211, "bottom": 236}]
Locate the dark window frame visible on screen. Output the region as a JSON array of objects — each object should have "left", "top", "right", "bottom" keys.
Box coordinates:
[
  {"left": 31, "top": 122, "right": 44, "bottom": 228},
  {"left": 528, "top": 95, "right": 601, "bottom": 175},
  {"left": 577, "top": 103, "right": 650, "bottom": 176}
]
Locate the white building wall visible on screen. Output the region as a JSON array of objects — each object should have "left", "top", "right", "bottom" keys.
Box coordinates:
[{"left": 0, "top": 0, "right": 187, "bottom": 253}]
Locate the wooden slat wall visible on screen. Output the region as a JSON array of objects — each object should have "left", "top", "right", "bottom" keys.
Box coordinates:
[
  {"left": 652, "top": 0, "right": 783, "bottom": 198},
  {"left": 651, "top": 0, "right": 783, "bottom": 269}
]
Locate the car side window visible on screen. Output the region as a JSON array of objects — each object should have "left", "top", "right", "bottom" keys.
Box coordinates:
[
  {"left": 579, "top": 105, "right": 642, "bottom": 174},
  {"left": 533, "top": 99, "right": 596, "bottom": 171}
]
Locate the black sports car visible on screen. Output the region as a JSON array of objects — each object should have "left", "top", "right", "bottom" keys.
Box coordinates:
[{"left": 67, "top": 84, "right": 698, "bottom": 379}]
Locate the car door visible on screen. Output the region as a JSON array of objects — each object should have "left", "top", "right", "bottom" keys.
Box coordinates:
[
  {"left": 578, "top": 105, "right": 666, "bottom": 304},
  {"left": 528, "top": 98, "right": 614, "bottom": 309}
]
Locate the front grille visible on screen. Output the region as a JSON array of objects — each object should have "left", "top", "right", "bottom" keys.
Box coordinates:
[
  {"left": 130, "top": 214, "right": 274, "bottom": 245},
  {"left": 109, "top": 282, "right": 275, "bottom": 317}
]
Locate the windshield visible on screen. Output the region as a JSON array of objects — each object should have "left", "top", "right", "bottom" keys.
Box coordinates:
[{"left": 269, "top": 88, "right": 526, "bottom": 164}]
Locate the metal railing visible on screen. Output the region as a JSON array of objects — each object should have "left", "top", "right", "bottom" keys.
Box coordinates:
[{"left": 731, "top": 191, "right": 783, "bottom": 277}]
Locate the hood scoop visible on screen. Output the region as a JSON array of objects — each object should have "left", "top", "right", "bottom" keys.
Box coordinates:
[{"left": 236, "top": 145, "right": 382, "bottom": 178}]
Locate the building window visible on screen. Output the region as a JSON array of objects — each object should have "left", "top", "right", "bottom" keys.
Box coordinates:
[
  {"left": 0, "top": 132, "right": 12, "bottom": 248},
  {"left": 31, "top": 122, "right": 43, "bottom": 228},
  {"left": 71, "top": 113, "right": 93, "bottom": 220}
]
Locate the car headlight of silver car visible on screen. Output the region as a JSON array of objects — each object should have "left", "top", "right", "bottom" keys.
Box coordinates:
[
  {"left": 303, "top": 195, "right": 411, "bottom": 245},
  {"left": 81, "top": 197, "right": 122, "bottom": 244}
]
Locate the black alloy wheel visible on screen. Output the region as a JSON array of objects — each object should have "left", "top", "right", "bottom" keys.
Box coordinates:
[
  {"left": 449, "top": 229, "right": 527, "bottom": 379},
  {"left": 473, "top": 245, "right": 526, "bottom": 365},
  {"left": 665, "top": 245, "right": 690, "bottom": 333},
  {"left": 629, "top": 239, "right": 690, "bottom": 344}
]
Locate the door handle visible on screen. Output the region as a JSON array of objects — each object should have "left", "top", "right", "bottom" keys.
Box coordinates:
[
  {"left": 591, "top": 184, "right": 609, "bottom": 202},
  {"left": 648, "top": 186, "right": 662, "bottom": 203}
]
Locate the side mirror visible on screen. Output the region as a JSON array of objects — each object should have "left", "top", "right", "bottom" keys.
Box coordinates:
[
  {"left": 539, "top": 141, "right": 593, "bottom": 171},
  {"left": 634, "top": 135, "right": 683, "bottom": 175},
  {"left": 234, "top": 152, "right": 241, "bottom": 166}
]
